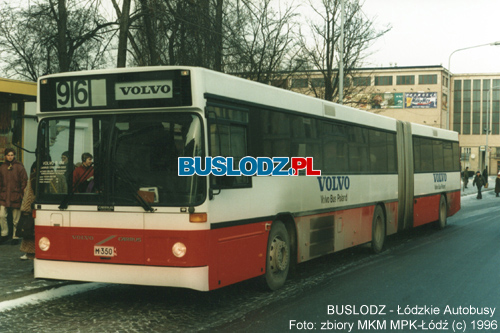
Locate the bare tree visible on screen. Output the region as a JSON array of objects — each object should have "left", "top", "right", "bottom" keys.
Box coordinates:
[
  {"left": 0, "top": 4, "right": 46, "bottom": 81},
  {"left": 122, "top": 0, "right": 298, "bottom": 75},
  {"left": 117, "top": 0, "right": 224, "bottom": 68},
  {"left": 46, "top": 0, "right": 115, "bottom": 72},
  {"left": 112, "top": 0, "right": 132, "bottom": 67},
  {"left": 214, "top": 0, "right": 223, "bottom": 71},
  {"left": 138, "top": 0, "right": 159, "bottom": 65},
  {"left": 0, "top": 0, "right": 115, "bottom": 80},
  {"left": 300, "top": 0, "right": 390, "bottom": 101},
  {"left": 224, "top": 0, "right": 301, "bottom": 84},
  {"left": 107, "top": 0, "right": 297, "bottom": 75},
  {"left": 55, "top": 0, "right": 69, "bottom": 71}
]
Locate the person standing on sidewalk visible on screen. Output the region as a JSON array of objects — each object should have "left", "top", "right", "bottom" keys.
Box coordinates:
[
  {"left": 495, "top": 172, "right": 500, "bottom": 197},
  {"left": 0, "top": 148, "right": 28, "bottom": 244},
  {"left": 473, "top": 170, "right": 485, "bottom": 199},
  {"left": 19, "top": 162, "right": 36, "bottom": 259}
]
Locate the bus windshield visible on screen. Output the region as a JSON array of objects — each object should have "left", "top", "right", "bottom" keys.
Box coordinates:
[{"left": 37, "top": 112, "right": 206, "bottom": 208}]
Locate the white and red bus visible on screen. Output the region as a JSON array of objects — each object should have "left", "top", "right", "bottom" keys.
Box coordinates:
[{"left": 33, "top": 67, "right": 460, "bottom": 291}]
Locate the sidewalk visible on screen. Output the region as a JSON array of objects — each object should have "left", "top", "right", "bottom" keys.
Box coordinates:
[{"left": 461, "top": 175, "right": 496, "bottom": 197}]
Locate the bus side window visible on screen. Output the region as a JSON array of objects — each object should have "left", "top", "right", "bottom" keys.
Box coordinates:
[
  {"left": 208, "top": 105, "right": 250, "bottom": 189},
  {"left": 413, "top": 137, "right": 422, "bottom": 173},
  {"left": 321, "top": 122, "right": 348, "bottom": 174},
  {"left": 433, "top": 140, "right": 444, "bottom": 171},
  {"left": 369, "top": 129, "right": 388, "bottom": 173}
]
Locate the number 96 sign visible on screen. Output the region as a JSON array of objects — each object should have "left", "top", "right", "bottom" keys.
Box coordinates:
[{"left": 56, "top": 79, "right": 107, "bottom": 109}]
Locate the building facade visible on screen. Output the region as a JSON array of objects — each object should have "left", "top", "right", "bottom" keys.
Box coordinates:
[
  {"left": 451, "top": 73, "right": 500, "bottom": 176},
  {"left": 288, "top": 66, "right": 500, "bottom": 175}
]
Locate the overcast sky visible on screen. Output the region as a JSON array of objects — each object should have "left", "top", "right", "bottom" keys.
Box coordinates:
[
  {"left": 10, "top": 0, "right": 500, "bottom": 75},
  {"left": 360, "top": 0, "right": 500, "bottom": 74}
]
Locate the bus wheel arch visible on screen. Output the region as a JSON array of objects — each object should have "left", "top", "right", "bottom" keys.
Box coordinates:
[
  {"left": 436, "top": 194, "right": 447, "bottom": 230},
  {"left": 263, "top": 215, "right": 295, "bottom": 291},
  {"left": 371, "top": 204, "right": 386, "bottom": 254},
  {"left": 274, "top": 213, "right": 297, "bottom": 269}
]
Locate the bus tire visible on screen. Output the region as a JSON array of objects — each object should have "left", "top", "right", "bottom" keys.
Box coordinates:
[
  {"left": 264, "top": 221, "right": 290, "bottom": 291},
  {"left": 371, "top": 205, "right": 386, "bottom": 254},
  {"left": 436, "top": 195, "right": 447, "bottom": 230}
]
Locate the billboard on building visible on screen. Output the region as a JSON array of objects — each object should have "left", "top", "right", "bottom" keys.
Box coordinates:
[
  {"left": 405, "top": 92, "right": 437, "bottom": 108},
  {"left": 371, "top": 92, "right": 403, "bottom": 109}
]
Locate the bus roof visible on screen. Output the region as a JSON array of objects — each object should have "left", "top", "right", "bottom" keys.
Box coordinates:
[
  {"left": 410, "top": 122, "right": 458, "bottom": 141},
  {"left": 197, "top": 67, "right": 398, "bottom": 131},
  {"left": 39, "top": 66, "right": 457, "bottom": 137}
]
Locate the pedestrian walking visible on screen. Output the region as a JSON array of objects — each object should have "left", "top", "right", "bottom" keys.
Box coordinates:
[
  {"left": 0, "top": 148, "right": 28, "bottom": 244},
  {"left": 473, "top": 170, "right": 485, "bottom": 199},
  {"left": 463, "top": 167, "right": 469, "bottom": 190}
]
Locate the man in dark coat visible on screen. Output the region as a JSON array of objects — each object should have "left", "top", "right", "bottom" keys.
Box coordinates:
[
  {"left": 495, "top": 172, "right": 500, "bottom": 197},
  {"left": 0, "top": 148, "right": 28, "bottom": 243},
  {"left": 473, "top": 170, "right": 484, "bottom": 199},
  {"left": 463, "top": 167, "right": 469, "bottom": 190}
]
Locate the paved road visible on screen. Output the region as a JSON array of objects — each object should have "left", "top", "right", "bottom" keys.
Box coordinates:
[{"left": 215, "top": 185, "right": 500, "bottom": 332}]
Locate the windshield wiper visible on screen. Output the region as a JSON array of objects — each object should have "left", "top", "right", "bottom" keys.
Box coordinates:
[{"left": 114, "top": 166, "right": 155, "bottom": 213}]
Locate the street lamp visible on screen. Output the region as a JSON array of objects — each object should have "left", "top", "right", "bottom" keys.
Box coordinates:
[{"left": 447, "top": 42, "right": 500, "bottom": 130}]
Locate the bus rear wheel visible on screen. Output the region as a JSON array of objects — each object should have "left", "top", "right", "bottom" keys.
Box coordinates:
[
  {"left": 371, "top": 206, "right": 386, "bottom": 254},
  {"left": 436, "top": 195, "right": 447, "bottom": 230},
  {"left": 264, "top": 221, "right": 290, "bottom": 291}
]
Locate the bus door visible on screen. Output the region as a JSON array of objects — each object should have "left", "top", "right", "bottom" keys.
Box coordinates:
[{"left": 396, "top": 121, "right": 414, "bottom": 231}]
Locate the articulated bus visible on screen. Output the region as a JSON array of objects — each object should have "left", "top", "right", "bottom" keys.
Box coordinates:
[{"left": 34, "top": 67, "right": 460, "bottom": 291}]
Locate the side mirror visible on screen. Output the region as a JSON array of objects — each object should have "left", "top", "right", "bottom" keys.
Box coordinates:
[{"left": 209, "top": 187, "right": 221, "bottom": 200}]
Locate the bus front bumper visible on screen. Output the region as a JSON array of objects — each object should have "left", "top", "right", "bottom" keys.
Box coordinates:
[{"left": 34, "top": 259, "right": 209, "bottom": 291}]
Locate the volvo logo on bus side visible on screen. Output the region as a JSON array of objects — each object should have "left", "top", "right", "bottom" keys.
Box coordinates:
[
  {"left": 318, "top": 176, "right": 350, "bottom": 204},
  {"left": 317, "top": 176, "right": 351, "bottom": 191},
  {"left": 433, "top": 173, "right": 447, "bottom": 182},
  {"left": 433, "top": 173, "right": 447, "bottom": 190},
  {"left": 115, "top": 80, "right": 173, "bottom": 100}
]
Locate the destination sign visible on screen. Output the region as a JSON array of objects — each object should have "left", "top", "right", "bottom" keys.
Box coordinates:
[
  {"left": 39, "top": 70, "right": 192, "bottom": 112},
  {"left": 55, "top": 79, "right": 107, "bottom": 109}
]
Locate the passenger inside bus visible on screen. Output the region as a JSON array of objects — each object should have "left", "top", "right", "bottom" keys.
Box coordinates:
[{"left": 73, "top": 152, "right": 94, "bottom": 193}]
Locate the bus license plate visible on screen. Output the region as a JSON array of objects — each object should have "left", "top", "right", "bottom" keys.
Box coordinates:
[{"left": 94, "top": 246, "right": 114, "bottom": 257}]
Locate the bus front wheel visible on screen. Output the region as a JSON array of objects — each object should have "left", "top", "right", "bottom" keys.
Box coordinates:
[
  {"left": 371, "top": 206, "right": 386, "bottom": 254},
  {"left": 264, "top": 221, "right": 290, "bottom": 291}
]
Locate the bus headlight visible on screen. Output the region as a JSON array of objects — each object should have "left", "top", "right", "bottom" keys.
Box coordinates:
[
  {"left": 172, "top": 242, "right": 186, "bottom": 258},
  {"left": 39, "top": 237, "right": 51, "bottom": 251}
]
